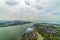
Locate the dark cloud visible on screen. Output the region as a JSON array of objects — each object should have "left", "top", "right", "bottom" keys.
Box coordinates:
[
  {"left": 53, "top": 12, "right": 60, "bottom": 15},
  {"left": 34, "top": 5, "right": 43, "bottom": 10},
  {"left": 25, "top": 1, "right": 30, "bottom": 5},
  {"left": 5, "top": 0, "right": 19, "bottom": 6}
]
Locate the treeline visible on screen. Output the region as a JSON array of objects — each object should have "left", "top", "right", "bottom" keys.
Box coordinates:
[{"left": 0, "top": 21, "right": 32, "bottom": 27}]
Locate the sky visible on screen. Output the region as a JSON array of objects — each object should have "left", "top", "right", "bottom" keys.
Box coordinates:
[{"left": 0, "top": 0, "right": 60, "bottom": 22}]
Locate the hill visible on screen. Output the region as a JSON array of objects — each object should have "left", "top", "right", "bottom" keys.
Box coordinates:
[{"left": 0, "top": 20, "right": 32, "bottom": 27}]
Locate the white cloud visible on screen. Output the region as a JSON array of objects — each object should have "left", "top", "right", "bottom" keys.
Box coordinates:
[{"left": 0, "top": 0, "right": 60, "bottom": 22}]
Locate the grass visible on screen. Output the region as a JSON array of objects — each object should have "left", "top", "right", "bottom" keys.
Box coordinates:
[{"left": 37, "top": 32, "right": 44, "bottom": 40}]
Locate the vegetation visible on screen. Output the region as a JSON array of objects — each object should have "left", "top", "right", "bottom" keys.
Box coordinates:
[
  {"left": 33, "top": 23, "right": 60, "bottom": 40},
  {"left": 0, "top": 20, "right": 32, "bottom": 27},
  {"left": 20, "top": 29, "right": 38, "bottom": 40},
  {"left": 37, "top": 33, "right": 44, "bottom": 40},
  {"left": 0, "top": 20, "right": 60, "bottom": 40}
]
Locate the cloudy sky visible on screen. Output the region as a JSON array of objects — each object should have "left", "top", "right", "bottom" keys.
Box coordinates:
[{"left": 0, "top": 0, "right": 60, "bottom": 22}]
